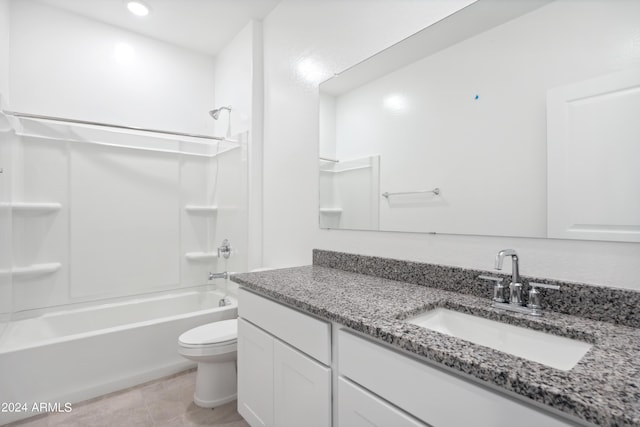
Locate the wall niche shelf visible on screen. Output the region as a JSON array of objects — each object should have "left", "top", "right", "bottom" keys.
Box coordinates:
[
  {"left": 0, "top": 263, "right": 62, "bottom": 279},
  {"left": 7, "top": 202, "right": 62, "bottom": 214},
  {"left": 319, "top": 208, "right": 343, "bottom": 214},
  {"left": 184, "top": 205, "right": 218, "bottom": 214},
  {"left": 184, "top": 252, "right": 218, "bottom": 261}
]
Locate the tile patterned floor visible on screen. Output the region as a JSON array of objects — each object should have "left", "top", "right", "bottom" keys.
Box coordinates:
[{"left": 6, "top": 369, "right": 250, "bottom": 427}]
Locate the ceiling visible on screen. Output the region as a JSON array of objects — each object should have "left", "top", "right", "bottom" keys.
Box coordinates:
[{"left": 37, "top": 0, "right": 281, "bottom": 56}]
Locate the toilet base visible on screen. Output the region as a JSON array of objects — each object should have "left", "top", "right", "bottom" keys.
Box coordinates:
[
  {"left": 194, "top": 392, "right": 237, "bottom": 408},
  {"left": 193, "top": 360, "right": 237, "bottom": 408}
]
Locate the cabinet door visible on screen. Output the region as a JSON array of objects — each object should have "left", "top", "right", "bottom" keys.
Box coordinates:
[
  {"left": 274, "top": 340, "right": 331, "bottom": 427},
  {"left": 338, "top": 377, "right": 428, "bottom": 427},
  {"left": 238, "top": 318, "right": 274, "bottom": 427}
]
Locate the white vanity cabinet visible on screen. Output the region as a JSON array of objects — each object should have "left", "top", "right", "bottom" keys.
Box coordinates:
[
  {"left": 338, "top": 330, "right": 584, "bottom": 427},
  {"left": 237, "top": 289, "right": 332, "bottom": 427},
  {"left": 238, "top": 287, "right": 588, "bottom": 427}
]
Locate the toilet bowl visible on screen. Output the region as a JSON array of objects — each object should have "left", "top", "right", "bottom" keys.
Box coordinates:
[{"left": 178, "top": 319, "right": 237, "bottom": 408}]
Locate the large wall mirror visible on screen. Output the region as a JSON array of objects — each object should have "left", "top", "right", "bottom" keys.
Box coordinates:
[{"left": 318, "top": 0, "right": 640, "bottom": 242}]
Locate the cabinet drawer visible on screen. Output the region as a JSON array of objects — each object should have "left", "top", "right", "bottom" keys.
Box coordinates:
[
  {"left": 338, "top": 330, "right": 577, "bottom": 427},
  {"left": 238, "top": 288, "right": 331, "bottom": 364},
  {"left": 338, "top": 377, "right": 428, "bottom": 427}
]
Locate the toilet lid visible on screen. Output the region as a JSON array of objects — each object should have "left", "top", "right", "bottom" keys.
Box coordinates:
[{"left": 179, "top": 319, "right": 237, "bottom": 346}]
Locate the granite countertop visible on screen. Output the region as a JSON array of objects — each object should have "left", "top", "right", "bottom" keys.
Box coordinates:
[{"left": 231, "top": 265, "right": 640, "bottom": 427}]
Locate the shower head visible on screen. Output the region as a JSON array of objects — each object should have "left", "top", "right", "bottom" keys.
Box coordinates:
[{"left": 209, "top": 106, "right": 232, "bottom": 120}]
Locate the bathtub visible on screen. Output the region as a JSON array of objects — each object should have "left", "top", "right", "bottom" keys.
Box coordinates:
[{"left": 0, "top": 289, "right": 237, "bottom": 424}]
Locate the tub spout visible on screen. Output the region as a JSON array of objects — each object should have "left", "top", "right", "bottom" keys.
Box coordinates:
[{"left": 208, "top": 271, "right": 229, "bottom": 280}]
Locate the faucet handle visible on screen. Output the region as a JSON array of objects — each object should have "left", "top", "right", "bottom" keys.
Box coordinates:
[
  {"left": 527, "top": 282, "right": 560, "bottom": 314},
  {"left": 478, "top": 275, "right": 507, "bottom": 303},
  {"left": 218, "top": 239, "right": 232, "bottom": 259},
  {"left": 529, "top": 282, "right": 560, "bottom": 291}
]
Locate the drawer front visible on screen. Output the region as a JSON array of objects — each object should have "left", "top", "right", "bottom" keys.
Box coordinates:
[
  {"left": 238, "top": 288, "right": 331, "bottom": 365},
  {"left": 338, "top": 330, "right": 578, "bottom": 427},
  {"left": 338, "top": 377, "right": 429, "bottom": 427}
]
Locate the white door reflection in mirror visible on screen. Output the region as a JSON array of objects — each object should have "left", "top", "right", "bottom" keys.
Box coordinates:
[{"left": 547, "top": 69, "right": 640, "bottom": 242}]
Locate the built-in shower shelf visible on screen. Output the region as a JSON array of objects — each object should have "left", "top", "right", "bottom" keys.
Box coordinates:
[
  {"left": 7, "top": 202, "right": 62, "bottom": 213},
  {"left": 184, "top": 205, "right": 218, "bottom": 214},
  {"left": 184, "top": 252, "right": 218, "bottom": 261},
  {"left": 319, "top": 208, "right": 343, "bottom": 214},
  {"left": 0, "top": 263, "right": 62, "bottom": 279}
]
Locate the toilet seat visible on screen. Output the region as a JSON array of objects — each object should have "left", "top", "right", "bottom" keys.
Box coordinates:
[{"left": 179, "top": 319, "right": 237, "bottom": 347}]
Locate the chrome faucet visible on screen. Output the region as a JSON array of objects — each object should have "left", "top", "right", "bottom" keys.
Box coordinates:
[
  {"left": 209, "top": 239, "right": 232, "bottom": 281},
  {"left": 494, "top": 249, "right": 522, "bottom": 305},
  {"left": 479, "top": 249, "right": 560, "bottom": 316}
]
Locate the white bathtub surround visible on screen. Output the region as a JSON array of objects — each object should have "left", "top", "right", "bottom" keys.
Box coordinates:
[
  {"left": 3, "top": 0, "right": 251, "bottom": 319},
  {"left": 0, "top": 117, "right": 247, "bottom": 413},
  {"left": 2, "top": 114, "right": 248, "bottom": 313},
  {"left": 0, "top": 113, "right": 11, "bottom": 339},
  {"left": 0, "top": 290, "right": 237, "bottom": 425}
]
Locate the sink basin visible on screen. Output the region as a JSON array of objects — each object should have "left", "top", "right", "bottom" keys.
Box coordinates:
[{"left": 406, "top": 308, "right": 592, "bottom": 371}]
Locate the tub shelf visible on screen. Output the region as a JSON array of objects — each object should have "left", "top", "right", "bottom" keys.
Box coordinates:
[
  {"left": 0, "top": 262, "right": 62, "bottom": 279},
  {"left": 4, "top": 202, "right": 62, "bottom": 214},
  {"left": 184, "top": 252, "right": 218, "bottom": 261},
  {"left": 319, "top": 208, "right": 343, "bottom": 214},
  {"left": 184, "top": 205, "right": 218, "bottom": 214}
]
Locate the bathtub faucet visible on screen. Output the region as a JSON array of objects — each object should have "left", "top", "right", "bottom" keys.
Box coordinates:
[{"left": 208, "top": 271, "right": 229, "bottom": 280}]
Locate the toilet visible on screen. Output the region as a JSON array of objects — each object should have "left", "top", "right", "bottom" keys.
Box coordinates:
[{"left": 178, "top": 319, "right": 238, "bottom": 408}]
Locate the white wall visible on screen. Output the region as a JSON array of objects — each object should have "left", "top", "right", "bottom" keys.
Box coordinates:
[
  {"left": 319, "top": 93, "right": 336, "bottom": 159},
  {"left": 214, "top": 22, "right": 255, "bottom": 138},
  {"left": 0, "top": 0, "right": 9, "bottom": 106},
  {"left": 213, "top": 21, "right": 264, "bottom": 270},
  {"left": 9, "top": 0, "right": 215, "bottom": 135},
  {"left": 261, "top": 0, "right": 640, "bottom": 290}
]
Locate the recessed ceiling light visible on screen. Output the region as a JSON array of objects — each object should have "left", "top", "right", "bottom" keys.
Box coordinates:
[{"left": 127, "top": 1, "right": 150, "bottom": 17}]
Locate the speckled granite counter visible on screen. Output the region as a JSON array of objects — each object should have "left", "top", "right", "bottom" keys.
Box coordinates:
[{"left": 231, "top": 261, "right": 640, "bottom": 427}]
